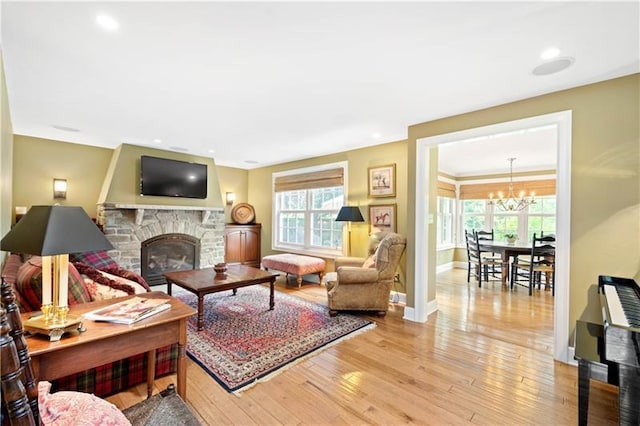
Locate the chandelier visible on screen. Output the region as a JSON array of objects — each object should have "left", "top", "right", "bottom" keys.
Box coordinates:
[{"left": 488, "top": 157, "right": 535, "bottom": 211}]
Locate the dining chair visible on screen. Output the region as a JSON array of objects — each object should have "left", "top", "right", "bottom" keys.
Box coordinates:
[
  {"left": 466, "top": 230, "right": 501, "bottom": 287},
  {"left": 511, "top": 233, "right": 556, "bottom": 295},
  {"left": 475, "top": 229, "right": 502, "bottom": 277}
]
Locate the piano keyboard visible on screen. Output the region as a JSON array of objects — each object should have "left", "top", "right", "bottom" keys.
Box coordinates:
[
  {"left": 603, "top": 284, "right": 640, "bottom": 329},
  {"left": 603, "top": 284, "right": 629, "bottom": 327}
]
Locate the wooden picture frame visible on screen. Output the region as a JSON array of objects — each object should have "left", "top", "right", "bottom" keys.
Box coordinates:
[
  {"left": 368, "top": 164, "right": 396, "bottom": 198},
  {"left": 369, "top": 204, "right": 396, "bottom": 233}
]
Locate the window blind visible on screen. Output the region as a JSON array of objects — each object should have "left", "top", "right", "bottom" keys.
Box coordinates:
[
  {"left": 459, "top": 179, "right": 556, "bottom": 200},
  {"left": 437, "top": 181, "right": 456, "bottom": 198},
  {"left": 274, "top": 167, "right": 344, "bottom": 192}
]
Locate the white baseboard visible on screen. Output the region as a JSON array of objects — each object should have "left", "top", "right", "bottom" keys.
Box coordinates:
[
  {"left": 436, "top": 262, "right": 453, "bottom": 274},
  {"left": 402, "top": 298, "right": 438, "bottom": 323},
  {"left": 453, "top": 261, "right": 467, "bottom": 270}
]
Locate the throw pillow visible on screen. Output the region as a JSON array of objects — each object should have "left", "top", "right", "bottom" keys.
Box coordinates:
[
  {"left": 361, "top": 255, "right": 376, "bottom": 269},
  {"left": 15, "top": 257, "right": 91, "bottom": 312},
  {"left": 99, "top": 265, "right": 151, "bottom": 291},
  {"left": 80, "top": 268, "right": 150, "bottom": 302},
  {"left": 70, "top": 251, "right": 119, "bottom": 271},
  {"left": 38, "top": 381, "right": 131, "bottom": 426}
]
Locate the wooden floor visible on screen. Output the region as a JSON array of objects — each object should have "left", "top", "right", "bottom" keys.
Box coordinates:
[{"left": 107, "top": 268, "right": 619, "bottom": 425}]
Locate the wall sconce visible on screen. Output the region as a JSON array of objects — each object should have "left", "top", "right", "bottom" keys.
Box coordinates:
[
  {"left": 226, "top": 192, "right": 236, "bottom": 206},
  {"left": 53, "top": 178, "right": 67, "bottom": 199}
]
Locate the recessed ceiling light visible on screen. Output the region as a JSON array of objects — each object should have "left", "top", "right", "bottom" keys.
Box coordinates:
[
  {"left": 96, "top": 14, "right": 118, "bottom": 31},
  {"left": 532, "top": 57, "right": 575, "bottom": 76},
  {"left": 208, "top": 149, "right": 215, "bottom": 154},
  {"left": 51, "top": 124, "right": 80, "bottom": 132},
  {"left": 153, "top": 139, "right": 162, "bottom": 144},
  {"left": 540, "top": 47, "right": 561, "bottom": 60},
  {"left": 371, "top": 132, "right": 382, "bottom": 139}
]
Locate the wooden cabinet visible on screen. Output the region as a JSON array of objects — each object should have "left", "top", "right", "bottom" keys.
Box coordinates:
[{"left": 224, "top": 224, "right": 261, "bottom": 268}]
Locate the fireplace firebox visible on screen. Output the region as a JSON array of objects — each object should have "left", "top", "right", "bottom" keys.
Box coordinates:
[{"left": 141, "top": 234, "right": 200, "bottom": 286}]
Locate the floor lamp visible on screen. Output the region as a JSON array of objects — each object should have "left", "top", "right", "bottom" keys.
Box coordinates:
[{"left": 335, "top": 206, "right": 364, "bottom": 257}]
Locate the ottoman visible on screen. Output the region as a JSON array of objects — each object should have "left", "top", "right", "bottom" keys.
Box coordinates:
[{"left": 262, "top": 254, "right": 326, "bottom": 288}]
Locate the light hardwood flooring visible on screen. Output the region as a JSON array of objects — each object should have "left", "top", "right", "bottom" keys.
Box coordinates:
[{"left": 107, "top": 268, "right": 619, "bottom": 425}]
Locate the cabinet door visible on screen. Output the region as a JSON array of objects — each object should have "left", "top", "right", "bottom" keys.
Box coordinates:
[
  {"left": 224, "top": 229, "right": 245, "bottom": 264},
  {"left": 242, "top": 227, "right": 261, "bottom": 264}
]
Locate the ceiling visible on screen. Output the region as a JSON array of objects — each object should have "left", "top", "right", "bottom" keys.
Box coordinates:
[
  {"left": 2, "top": 2, "right": 638, "bottom": 171},
  {"left": 438, "top": 124, "right": 557, "bottom": 177}
]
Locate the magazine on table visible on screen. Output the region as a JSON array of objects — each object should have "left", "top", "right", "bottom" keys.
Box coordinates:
[{"left": 84, "top": 296, "right": 171, "bottom": 324}]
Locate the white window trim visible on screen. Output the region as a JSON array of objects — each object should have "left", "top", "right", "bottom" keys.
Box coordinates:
[{"left": 272, "top": 161, "right": 348, "bottom": 257}]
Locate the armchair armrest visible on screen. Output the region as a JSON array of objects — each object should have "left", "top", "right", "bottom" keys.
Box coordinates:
[{"left": 337, "top": 266, "right": 380, "bottom": 284}]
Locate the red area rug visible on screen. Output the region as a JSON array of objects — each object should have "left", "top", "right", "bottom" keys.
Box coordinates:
[{"left": 174, "top": 285, "right": 375, "bottom": 393}]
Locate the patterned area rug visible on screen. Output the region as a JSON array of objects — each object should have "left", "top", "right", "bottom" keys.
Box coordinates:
[{"left": 174, "top": 285, "right": 375, "bottom": 393}]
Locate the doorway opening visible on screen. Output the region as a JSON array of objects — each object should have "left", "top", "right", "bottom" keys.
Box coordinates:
[{"left": 412, "top": 110, "right": 572, "bottom": 363}]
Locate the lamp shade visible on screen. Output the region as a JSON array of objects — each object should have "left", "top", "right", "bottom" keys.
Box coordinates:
[
  {"left": 1, "top": 205, "right": 114, "bottom": 255},
  {"left": 335, "top": 206, "right": 364, "bottom": 222}
]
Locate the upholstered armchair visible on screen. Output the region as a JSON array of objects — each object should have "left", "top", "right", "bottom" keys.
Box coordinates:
[{"left": 326, "top": 232, "right": 406, "bottom": 316}]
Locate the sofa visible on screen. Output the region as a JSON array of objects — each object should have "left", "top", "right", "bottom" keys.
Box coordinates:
[
  {"left": 326, "top": 232, "right": 407, "bottom": 316},
  {"left": 1, "top": 251, "right": 178, "bottom": 398}
]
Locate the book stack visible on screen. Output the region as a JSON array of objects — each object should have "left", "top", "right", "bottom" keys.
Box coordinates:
[{"left": 84, "top": 296, "right": 171, "bottom": 324}]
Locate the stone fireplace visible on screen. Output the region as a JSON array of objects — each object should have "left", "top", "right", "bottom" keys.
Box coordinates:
[{"left": 96, "top": 203, "right": 225, "bottom": 282}]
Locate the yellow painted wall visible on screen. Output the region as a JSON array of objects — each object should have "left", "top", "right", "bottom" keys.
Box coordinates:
[
  {"left": 437, "top": 248, "right": 455, "bottom": 266},
  {"left": 9, "top": 136, "right": 246, "bottom": 221},
  {"left": 406, "top": 74, "right": 640, "bottom": 338},
  {"left": 0, "top": 52, "right": 13, "bottom": 240},
  {"left": 216, "top": 165, "right": 249, "bottom": 224},
  {"left": 248, "top": 139, "right": 408, "bottom": 290},
  {"left": 12, "top": 136, "right": 112, "bottom": 218}
]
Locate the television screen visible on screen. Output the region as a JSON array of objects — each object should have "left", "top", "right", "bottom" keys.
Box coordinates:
[{"left": 140, "top": 155, "right": 208, "bottom": 199}]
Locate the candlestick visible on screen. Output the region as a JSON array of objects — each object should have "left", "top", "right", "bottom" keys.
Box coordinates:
[
  {"left": 58, "top": 254, "right": 69, "bottom": 308},
  {"left": 42, "top": 256, "right": 52, "bottom": 305}
]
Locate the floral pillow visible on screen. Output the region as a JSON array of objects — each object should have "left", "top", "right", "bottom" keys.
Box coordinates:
[{"left": 38, "top": 381, "right": 131, "bottom": 426}]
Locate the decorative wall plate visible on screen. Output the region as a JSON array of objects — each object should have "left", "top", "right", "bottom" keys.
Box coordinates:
[{"left": 231, "top": 203, "right": 255, "bottom": 224}]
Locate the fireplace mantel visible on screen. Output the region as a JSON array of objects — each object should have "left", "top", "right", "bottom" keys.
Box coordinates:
[{"left": 99, "top": 203, "right": 223, "bottom": 225}]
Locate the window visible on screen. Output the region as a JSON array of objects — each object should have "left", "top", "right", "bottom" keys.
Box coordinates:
[
  {"left": 461, "top": 199, "right": 488, "bottom": 238},
  {"left": 273, "top": 162, "right": 346, "bottom": 256},
  {"left": 459, "top": 196, "right": 557, "bottom": 244},
  {"left": 527, "top": 195, "right": 557, "bottom": 240},
  {"left": 492, "top": 209, "right": 520, "bottom": 241},
  {"left": 437, "top": 197, "right": 455, "bottom": 247}
]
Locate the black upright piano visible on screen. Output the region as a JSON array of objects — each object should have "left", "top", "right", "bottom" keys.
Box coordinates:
[{"left": 575, "top": 275, "right": 640, "bottom": 425}]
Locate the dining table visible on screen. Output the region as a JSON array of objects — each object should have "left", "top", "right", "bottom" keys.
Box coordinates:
[{"left": 478, "top": 240, "right": 532, "bottom": 285}]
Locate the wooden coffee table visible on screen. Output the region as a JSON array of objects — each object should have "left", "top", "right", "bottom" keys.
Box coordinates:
[{"left": 164, "top": 265, "right": 279, "bottom": 331}]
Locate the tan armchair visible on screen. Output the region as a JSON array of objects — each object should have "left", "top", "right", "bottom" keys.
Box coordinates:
[{"left": 326, "top": 232, "right": 406, "bottom": 316}]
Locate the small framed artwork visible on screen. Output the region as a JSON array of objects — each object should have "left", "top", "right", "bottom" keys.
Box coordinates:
[
  {"left": 368, "top": 164, "right": 396, "bottom": 197},
  {"left": 369, "top": 204, "right": 396, "bottom": 233}
]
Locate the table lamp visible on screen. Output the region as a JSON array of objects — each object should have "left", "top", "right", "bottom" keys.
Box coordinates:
[
  {"left": 1, "top": 205, "right": 114, "bottom": 341},
  {"left": 335, "top": 206, "right": 364, "bottom": 256}
]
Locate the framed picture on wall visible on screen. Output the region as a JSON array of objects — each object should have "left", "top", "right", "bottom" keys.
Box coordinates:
[
  {"left": 369, "top": 204, "right": 396, "bottom": 233},
  {"left": 368, "top": 164, "right": 396, "bottom": 197}
]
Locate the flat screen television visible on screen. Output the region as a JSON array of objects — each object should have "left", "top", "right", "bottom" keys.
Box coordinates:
[{"left": 140, "top": 155, "right": 208, "bottom": 199}]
